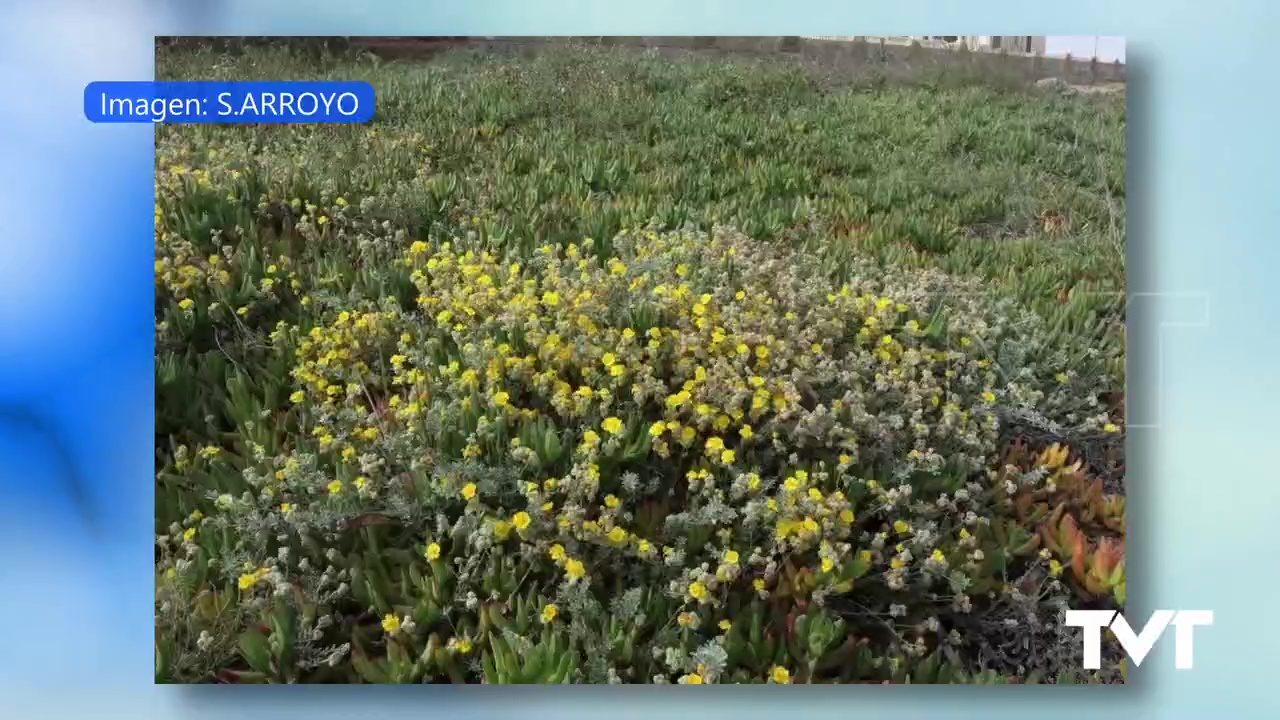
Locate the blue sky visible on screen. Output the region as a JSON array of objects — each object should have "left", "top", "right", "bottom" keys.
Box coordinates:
[{"left": 1045, "top": 35, "right": 1125, "bottom": 63}]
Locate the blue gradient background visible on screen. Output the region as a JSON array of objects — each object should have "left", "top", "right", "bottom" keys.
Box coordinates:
[{"left": 0, "top": 0, "right": 1275, "bottom": 716}]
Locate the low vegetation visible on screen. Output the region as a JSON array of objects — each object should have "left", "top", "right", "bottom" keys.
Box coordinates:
[{"left": 154, "top": 41, "right": 1126, "bottom": 684}]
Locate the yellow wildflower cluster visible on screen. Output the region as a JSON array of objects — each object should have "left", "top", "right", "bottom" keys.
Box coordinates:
[{"left": 267, "top": 226, "right": 1009, "bottom": 614}]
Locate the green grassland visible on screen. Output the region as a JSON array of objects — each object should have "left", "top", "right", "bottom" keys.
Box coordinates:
[{"left": 155, "top": 42, "right": 1127, "bottom": 685}]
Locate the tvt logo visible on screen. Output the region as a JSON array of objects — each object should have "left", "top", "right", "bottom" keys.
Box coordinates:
[{"left": 1065, "top": 609, "right": 1213, "bottom": 669}]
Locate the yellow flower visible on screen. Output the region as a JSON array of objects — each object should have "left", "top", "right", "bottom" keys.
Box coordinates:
[
  {"left": 821, "top": 557, "right": 835, "bottom": 573},
  {"left": 739, "top": 425, "right": 753, "bottom": 440},
  {"left": 682, "top": 673, "right": 704, "bottom": 684},
  {"left": 723, "top": 549, "right": 740, "bottom": 565},
  {"left": 753, "top": 578, "right": 766, "bottom": 592},
  {"left": 583, "top": 430, "right": 600, "bottom": 447},
  {"left": 549, "top": 543, "right": 567, "bottom": 562},
  {"left": 689, "top": 581, "right": 710, "bottom": 602},
  {"left": 426, "top": 542, "right": 441, "bottom": 560},
  {"left": 1103, "top": 423, "right": 1120, "bottom": 433},
  {"left": 461, "top": 483, "right": 477, "bottom": 500},
  {"left": 564, "top": 558, "right": 586, "bottom": 580},
  {"left": 649, "top": 421, "right": 667, "bottom": 437},
  {"left": 601, "top": 352, "right": 617, "bottom": 367},
  {"left": 280, "top": 502, "right": 293, "bottom": 514},
  {"left": 182, "top": 528, "right": 196, "bottom": 543},
  {"left": 454, "top": 638, "right": 473, "bottom": 654},
  {"left": 492, "top": 390, "right": 511, "bottom": 407},
  {"left": 237, "top": 567, "right": 269, "bottom": 591},
  {"left": 512, "top": 511, "right": 532, "bottom": 531},
  {"left": 608, "top": 526, "right": 628, "bottom": 544},
  {"left": 1049, "top": 559, "right": 1064, "bottom": 577},
  {"left": 382, "top": 614, "right": 401, "bottom": 634},
  {"left": 982, "top": 391, "right": 996, "bottom": 403},
  {"left": 931, "top": 549, "right": 946, "bottom": 563},
  {"left": 894, "top": 520, "right": 910, "bottom": 534},
  {"left": 839, "top": 509, "right": 855, "bottom": 524},
  {"left": 327, "top": 479, "right": 343, "bottom": 495},
  {"left": 719, "top": 619, "right": 732, "bottom": 632},
  {"left": 541, "top": 604, "right": 559, "bottom": 624},
  {"left": 493, "top": 520, "right": 512, "bottom": 539},
  {"left": 178, "top": 298, "right": 194, "bottom": 310},
  {"left": 602, "top": 416, "right": 624, "bottom": 435},
  {"left": 720, "top": 449, "right": 736, "bottom": 464},
  {"left": 704, "top": 437, "right": 725, "bottom": 454},
  {"left": 769, "top": 666, "right": 791, "bottom": 684},
  {"left": 289, "top": 390, "right": 306, "bottom": 404},
  {"left": 775, "top": 519, "right": 796, "bottom": 540},
  {"left": 354, "top": 476, "right": 368, "bottom": 490}
]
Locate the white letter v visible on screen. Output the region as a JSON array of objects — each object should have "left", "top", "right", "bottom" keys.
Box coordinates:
[{"left": 1110, "top": 610, "right": 1175, "bottom": 667}]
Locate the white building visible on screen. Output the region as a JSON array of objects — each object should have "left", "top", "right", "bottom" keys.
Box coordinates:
[
  {"left": 804, "top": 36, "right": 1123, "bottom": 63},
  {"left": 804, "top": 36, "right": 1047, "bottom": 55},
  {"left": 899, "top": 36, "right": 1047, "bottom": 54}
]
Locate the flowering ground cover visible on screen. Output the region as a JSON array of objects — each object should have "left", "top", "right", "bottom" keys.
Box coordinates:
[{"left": 154, "top": 41, "right": 1126, "bottom": 684}]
